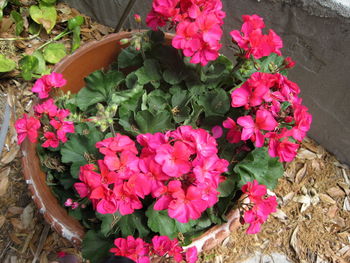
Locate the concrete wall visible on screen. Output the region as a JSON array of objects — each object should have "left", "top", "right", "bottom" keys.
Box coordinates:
[{"left": 63, "top": 0, "right": 350, "bottom": 165}]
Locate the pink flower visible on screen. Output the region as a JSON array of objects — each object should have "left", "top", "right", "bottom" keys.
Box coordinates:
[
  {"left": 34, "top": 98, "right": 57, "bottom": 117},
  {"left": 151, "top": 236, "right": 175, "bottom": 257},
  {"left": 97, "top": 134, "right": 138, "bottom": 156},
  {"left": 64, "top": 198, "right": 73, "bottom": 207},
  {"left": 237, "top": 109, "right": 277, "bottom": 147},
  {"left": 15, "top": 114, "right": 41, "bottom": 144},
  {"left": 292, "top": 104, "right": 312, "bottom": 142},
  {"left": 185, "top": 247, "right": 198, "bottom": 263},
  {"left": 42, "top": 131, "right": 60, "bottom": 148},
  {"left": 196, "top": 14, "right": 222, "bottom": 45},
  {"left": 31, "top": 73, "right": 66, "bottom": 99},
  {"left": 274, "top": 139, "right": 299, "bottom": 162},
  {"left": 71, "top": 202, "right": 79, "bottom": 209},
  {"left": 241, "top": 179, "right": 266, "bottom": 203},
  {"left": 284, "top": 56, "right": 295, "bottom": 68},
  {"left": 146, "top": 10, "right": 167, "bottom": 30},
  {"left": 222, "top": 117, "right": 241, "bottom": 143},
  {"left": 172, "top": 21, "right": 199, "bottom": 50},
  {"left": 110, "top": 236, "right": 150, "bottom": 263},
  {"left": 211, "top": 125, "right": 223, "bottom": 139},
  {"left": 50, "top": 119, "right": 75, "bottom": 143},
  {"left": 168, "top": 185, "right": 207, "bottom": 223},
  {"left": 230, "top": 85, "right": 251, "bottom": 108},
  {"left": 56, "top": 251, "right": 67, "bottom": 258},
  {"left": 134, "top": 14, "right": 141, "bottom": 23},
  {"left": 113, "top": 183, "right": 143, "bottom": 215},
  {"left": 155, "top": 141, "right": 192, "bottom": 177}
]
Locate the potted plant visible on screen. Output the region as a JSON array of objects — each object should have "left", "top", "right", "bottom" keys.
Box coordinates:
[{"left": 17, "top": 1, "right": 312, "bottom": 262}]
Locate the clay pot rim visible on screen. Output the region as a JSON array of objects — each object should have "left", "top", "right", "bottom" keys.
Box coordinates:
[{"left": 22, "top": 31, "right": 242, "bottom": 252}]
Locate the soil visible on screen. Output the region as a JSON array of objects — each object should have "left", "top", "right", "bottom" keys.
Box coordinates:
[{"left": 0, "top": 3, "right": 349, "bottom": 263}]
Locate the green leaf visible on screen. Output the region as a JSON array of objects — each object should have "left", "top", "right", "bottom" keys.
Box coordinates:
[
  {"left": 10, "top": 10, "right": 24, "bottom": 35},
  {"left": 96, "top": 212, "right": 118, "bottom": 237},
  {"left": 32, "top": 50, "right": 47, "bottom": 74},
  {"left": 135, "top": 110, "right": 174, "bottom": 134},
  {"left": 40, "top": 0, "right": 57, "bottom": 5},
  {"left": 217, "top": 176, "right": 236, "bottom": 197},
  {"left": 135, "top": 59, "right": 161, "bottom": 85},
  {"left": 0, "top": 54, "right": 16, "bottom": 73},
  {"left": 0, "top": 0, "right": 8, "bottom": 20},
  {"left": 117, "top": 213, "right": 150, "bottom": 238},
  {"left": 19, "top": 55, "right": 38, "bottom": 80},
  {"left": 29, "top": 4, "right": 57, "bottom": 34},
  {"left": 67, "top": 15, "right": 84, "bottom": 30},
  {"left": 163, "top": 68, "right": 183, "bottom": 85},
  {"left": 111, "top": 85, "right": 143, "bottom": 106},
  {"left": 43, "top": 43, "right": 67, "bottom": 64},
  {"left": 197, "top": 89, "right": 230, "bottom": 117},
  {"left": 82, "top": 230, "right": 113, "bottom": 263},
  {"left": 233, "top": 147, "right": 284, "bottom": 189},
  {"left": 77, "top": 70, "right": 124, "bottom": 110},
  {"left": 60, "top": 125, "right": 102, "bottom": 178},
  {"left": 71, "top": 26, "right": 81, "bottom": 52},
  {"left": 118, "top": 46, "right": 142, "bottom": 69},
  {"left": 146, "top": 204, "right": 177, "bottom": 238}
]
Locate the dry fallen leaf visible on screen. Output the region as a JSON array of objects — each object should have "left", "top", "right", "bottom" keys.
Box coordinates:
[
  {"left": 326, "top": 186, "right": 345, "bottom": 198},
  {"left": 343, "top": 197, "right": 350, "bottom": 212},
  {"left": 319, "top": 193, "right": 336, "bottom": 205},
  {"left": 272, "top": 209, "right": 288, "bottom": 221},
  {"left": 295, "top": 164, "right": 308, "bottom": 184},
  {"left": 327, "top": 205, "right": 338, "bottom": 218},
  {"left": 8, "top": 206, "right": 24, "bottom": 215},
  {"left": 21, "top": 204, "right": 34, "bottom": 230},
  {"left": 0, "top": 215, "right": 5, "bottom": 228},
  {"left": 1, "top": 145, "right": 20, "bottom": 164},
  {"left": 290, "top": 225, "right": 301, "bottom": 256},
  {"left": 297, "top": 148, "right": 317, "bottom": 160},
  {"left": 0, "top": 167, "right": 10, "bottom": 196},
  {"left": 10, "top": 217, "right": 24, "bottom": 231}
]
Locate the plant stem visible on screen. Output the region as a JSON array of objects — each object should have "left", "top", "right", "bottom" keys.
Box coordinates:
[
  {"left": 0, "top": 31, "right": 41, "bottom": 41},
  {"left": 109, "top": 123, "right": 116, "bottom": 137},
  {"left": 37, "top": 30, "right": 72, "bottom": 50}
]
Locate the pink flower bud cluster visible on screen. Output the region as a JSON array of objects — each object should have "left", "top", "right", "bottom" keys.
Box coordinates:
[
  {"left": 110, "top": 235, "right": 198, "bottom": 263},
  {"left": 15, "top": 73, "right": 74, "bottom": 147},
  {"left": 146, "top": 0, "right": 225, "bottom": 66},
  {"left": 74, "top": 126, "right": 229, "bottom": 223},
  {"left": 241, "top": 180, "right": 277, "bottom": 234},
  {"left": 225, "top": 72, "right": 312, "bottom": 162},
  {"left": 230, "top": 14, "right": 283, "bottom": 59}
]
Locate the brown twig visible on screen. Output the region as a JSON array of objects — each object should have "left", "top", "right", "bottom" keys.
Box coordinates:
[{"left": 32, "top": 224, "right": 50, "bottom": 263}]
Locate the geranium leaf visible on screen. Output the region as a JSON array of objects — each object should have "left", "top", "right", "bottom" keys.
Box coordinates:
[
  {"left": 135, "top": 110, "right": 174, "bottom": 134},
  {"left": 117, "top": 213, "right": 150, "bottom": 238},
  {"left": 10, "top": 10, "right": 24, "bottom": 35},
  {"left": 217, "top": 176, "right": 236, "bottom": 197},
  {"left": 19, "top": 55, "right": 38, "bottom": 80},
  {"left": 82, "top": 230, "right": 113, "bottom": 263},
  {"left": 29, "top": 4, "right": 57, "bottom": 34},
  {"left": 40, "top": 0, "right": 57, "bottom": 5},
  {"left": 118, "top": 46, "right": 142, "bottom": 69},
  {"left": 71, "top": 26, "right": 81, "bottom": 52},
  {"left": 146, "top": 204, "right": 177, "bottom": 239},
  {"left": 96, "top": 212, "right": 118, "bottom": 237},
  {"left": 77, "top": 70, "right": 124, "bottom": 110},
  {"left": 197, "top": 89, "right": 230, "bottom": 117},
  {"left": 135, "top": 59, "right": 161, "bottom": 85},
  {"left": 32, "top": 50, "right": 47, "bottom": 74},
  {"left": 0, "top": 54, "right": 16, "bottom": 73},
  {"left": 43, "top": 43, "right": 67, "bottom": 64},
  {"left": 234, "top": 147, "right": 284, "bottom": 189}
]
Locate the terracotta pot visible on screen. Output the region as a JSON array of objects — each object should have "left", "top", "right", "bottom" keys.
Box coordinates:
[{"left": 22, "top": 32, "right": 242, "bottom": 250}]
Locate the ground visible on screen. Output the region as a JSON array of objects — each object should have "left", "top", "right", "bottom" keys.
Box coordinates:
[{"left": 0, "top": 3, "right": 350, "bottom": 263}]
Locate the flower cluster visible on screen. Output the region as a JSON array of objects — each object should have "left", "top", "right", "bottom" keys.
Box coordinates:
[
  {"left": 226, "top": 71, "right": 312, "bottom": 162},
  {"left": 230, "top": 14, "right": 283, "bottom": 59},
  {"left": 147, "top": 0, "right": 225, "bottom": 65},
  {"left": 15, "top": 73, "right": 74, "bottom": 147},
  {"left": 74, "top": 126, "right": 229, "bottom": 223},
  {"left": 241, "top": 180, "right": 277, "bottom": 234},
  {"left": 110, "top": 235, "right": 197, "bottom": 263}
]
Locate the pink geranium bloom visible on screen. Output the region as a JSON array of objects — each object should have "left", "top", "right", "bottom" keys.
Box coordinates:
[
  {"left": 168, "top": 185, "right": 207, "bottom": 223},
  {"left": 113, "top": 183, "right": 143, "bottom": 215},
  {"left": 96, "top": 134, "right": 138, "bottom": 155},
  {"left": 15, "top": 114, "right": 41, "bottom": 144},
  {"left": 172, "top": 21, "right": 199, "bottom": 50},
  {"left": 196, "top": 14, "right": 222, "bottom": 45},
  {"left": 276, "top": 139, "right": 299, "bottom": 162},
  {"left": 127, "top": 173, "right": 152, "bottom": 199},
  {"left": 155, "top": 141, "right": 191, "bottom": 177},
  {"left": 74, "top": 182, "right": 90, "bottom": 198},
  {"left": 185, "top": 247, "right": 198, "bottom": 263},
  {"left": 146, "top": 10, "right": 167, "bottom": 30},
  {"left": 187, "top": 37, "right": 221, "bottom": 66},
  {"left": 152, "top": 0, "right": 179, "bottom": 18},
  {"left": 241, "top": 14, "right": 265, "bottom": 34},
  {"left": 42, "top": 132, "right": 60, "bottom": 148},
  {"left": 222, "top": 117, "right": 241, "bottom": 143},
  {"left": 50, "top": 119, "right": 75, "bottom": 143},
  {"left": 237, "top": 109, "right": 277, "bottom": 147},
  {"left": 110, "top": 236, "right": 150, "bottom": 263},
  {"left": 193, "top": 156, "right": 228, "bottom": 185},
  {"left": 284, "top": 56, "right": 296, "bottom": 68},
  {"left": 34, "top": 98, "right": 57, "bottom": 117},
  {"left": 153, "top": 180, "right": 182, "bottom": 210},
  {"left": 151, "top": 236, "right": 175, "bottom": 257},
  {"left": 31, "top": 73, "right": 66, "bottom": 99},
  {"left": 292, "top": 104, "right": 312, "bottom": 141},
  {"left": 241, "top": 179, "right": 266, "bottom": 203},
  {"left": 230, "top": 84, "right": 251, "bottom": 108},
  {"left": 115, "top": 150, "right": 140, "bottom": 179},
  {"left": 211, "top": 125, "right": 223, "bottom": 139}
]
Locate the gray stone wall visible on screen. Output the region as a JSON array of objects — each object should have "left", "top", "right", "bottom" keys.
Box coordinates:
[{"left": 63, "top": 0, "right": 350, "bottom": 165}]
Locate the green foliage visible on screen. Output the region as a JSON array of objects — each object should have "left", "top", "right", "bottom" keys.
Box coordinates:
[
  {"left": 29, "top": 4, "right": 57, "bottom": 34},
  {"left": 234, "top": 147, "right": 284, "bottom": 189},
  {"left": 146, "top": 204, "right": 178, "bottom": 239},
  {"left": 0, "top": 0, "right": 8, "bottom": 20},
  {"left": 117, "top": 213, "right": 150, "bottom": 238},
  {"left": 10, "top": 10, "right": 24, "bottom": 35},
  {"left": 217, "top": 176, "right": 236, "bottom": 197},
  {"left": 82, "top": 230, "right": 113, "bottom": 263},
  {"left": 32, "top": 50, "right": 48, "bottom": 74},
  {"left": 68, "top": 16, "right": 84, "bottom": 51},
  {"left": 43, "top": 43, "right": 67, "bottom": 64},
  {"left": 19, "top": 55, "right": 38, "bottom": 80},
  {"left": 0, "top": 54, "right": 16, "bottom": 73},
  {"left": 135, "top": 110, "right": 174, "bottom": 134},
  {"left": 117, "top": 46, "right": 143, "bottom": 69}
]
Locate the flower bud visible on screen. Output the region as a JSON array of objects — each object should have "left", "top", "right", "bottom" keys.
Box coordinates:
[
  {"left": 284, "top": 57, "right": 295, "bottom": 68},
  {"left": 119, "top": 38, "right": 130, "bottom": 45},
  {"left": 134, "top": 14, "right": 141, "bottom": 23}
]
